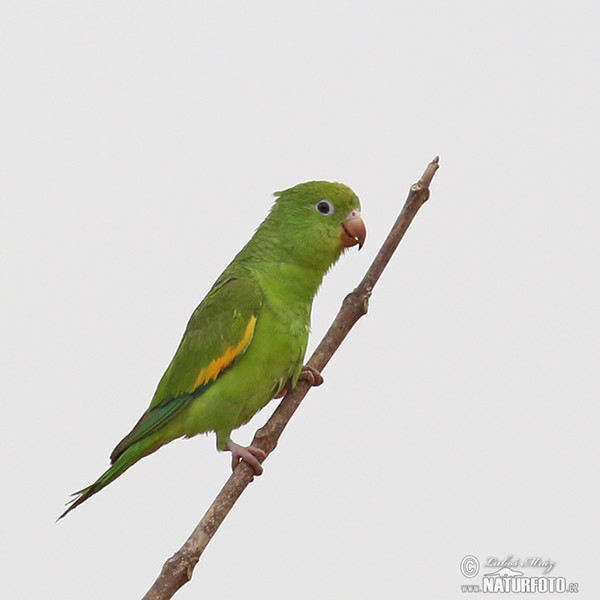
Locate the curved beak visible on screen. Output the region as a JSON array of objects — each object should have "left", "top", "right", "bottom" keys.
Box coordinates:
[{"left": 341, "top": 209, "right": 366, "bottom": 249}]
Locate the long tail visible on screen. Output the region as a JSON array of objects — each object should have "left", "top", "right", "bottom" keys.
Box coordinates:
[
  {"left": 58, "top": 427, "right": 180, "bottom": 520},
  {"left": 59, "top": 395, "right": 194, "bottom": 520},
  {"left": 58, "top": 452, "right": 137, "bottom": 520}
]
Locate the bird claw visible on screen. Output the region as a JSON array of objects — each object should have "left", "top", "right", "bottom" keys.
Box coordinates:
[
  {"left": 272, "top": 366, "right": 323, "bottom": 399},
  {"left": 225, "top": 440, "right": 266, "bottom": 475},
  {"left": 299, "top": 365, "right": 324, "bottom": 387}
]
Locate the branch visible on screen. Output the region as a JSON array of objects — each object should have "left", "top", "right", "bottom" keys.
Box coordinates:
[{"left": 142, "top": 156, "right": 440, "bottom": 600}]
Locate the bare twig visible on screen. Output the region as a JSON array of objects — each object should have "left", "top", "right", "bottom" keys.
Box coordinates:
[{"left": 142, "top": 157, "right": 440, "bottom": 600}]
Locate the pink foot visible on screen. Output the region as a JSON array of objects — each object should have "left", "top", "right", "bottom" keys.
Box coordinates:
[
  {"left": 225, "top": 440, "right": 266, "bottom": 475},
  {"left": 273, "top": 366, "right": 324, "bottom": 400},
  {"left": 299, "top": 365, "right": 324, "bottom": 387}
]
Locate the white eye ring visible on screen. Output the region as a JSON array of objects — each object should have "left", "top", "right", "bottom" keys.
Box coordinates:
[{"left": 315, "top": 200, "right": 334, "bottom": 216}]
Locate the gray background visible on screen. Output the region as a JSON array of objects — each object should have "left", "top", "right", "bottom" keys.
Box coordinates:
[{"left": 2, "top": 2, "right": 598, "bottom": 598}]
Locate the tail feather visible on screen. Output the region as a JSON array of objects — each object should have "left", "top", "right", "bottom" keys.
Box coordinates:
[
  {"left": 109, "top": 394, "right": 193, "bottom": 464},
  {"left": 58, "top": 454, "right": 134, "bottom": 520},
  {"left": 58, "top": 428, "right": 176, "bottom": 519},
  {"left": 59, "top": 396, "right": 192, "bottom": 519}
]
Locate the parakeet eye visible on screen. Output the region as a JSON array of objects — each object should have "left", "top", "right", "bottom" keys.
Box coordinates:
[{"left": 315, "top": 200, "right": 334, "bottom": 216}]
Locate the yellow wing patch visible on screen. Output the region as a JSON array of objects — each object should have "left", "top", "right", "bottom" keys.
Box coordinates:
[{"left": 192, "top": 315, "right": 257, "bottom": 391}]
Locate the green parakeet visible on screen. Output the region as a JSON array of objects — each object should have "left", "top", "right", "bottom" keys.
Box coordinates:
[{"left": 60, "top": 181, "right": 365, "bottom": 518}]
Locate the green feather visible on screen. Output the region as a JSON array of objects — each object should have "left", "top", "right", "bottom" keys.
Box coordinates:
[{"left": 60, "top": 181, "right": 362, "bottom": 518}]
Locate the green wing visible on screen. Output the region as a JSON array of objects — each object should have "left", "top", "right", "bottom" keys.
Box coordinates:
[
  {"left": 110, "top": 275, "right": 263, "bottom": 462},
  {"left": 151, "top": 275, "right": 263, "bottom": 405}
]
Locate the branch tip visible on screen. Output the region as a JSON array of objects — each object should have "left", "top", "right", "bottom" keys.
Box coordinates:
[{"left": 419, "top": 156, "right": 440, "bottom": 188}]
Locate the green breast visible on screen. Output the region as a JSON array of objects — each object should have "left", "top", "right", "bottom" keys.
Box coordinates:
[
  {"left": 232, "top": 296, "right": 309, "bottom": 425},
  {"left": 183, "top": 262, "right": 316, "bottom": 443}
]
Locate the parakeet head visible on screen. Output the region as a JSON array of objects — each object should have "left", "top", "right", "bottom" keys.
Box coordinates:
[{"left": 264, "top": 181, "right": 366, "bottom": 272}]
